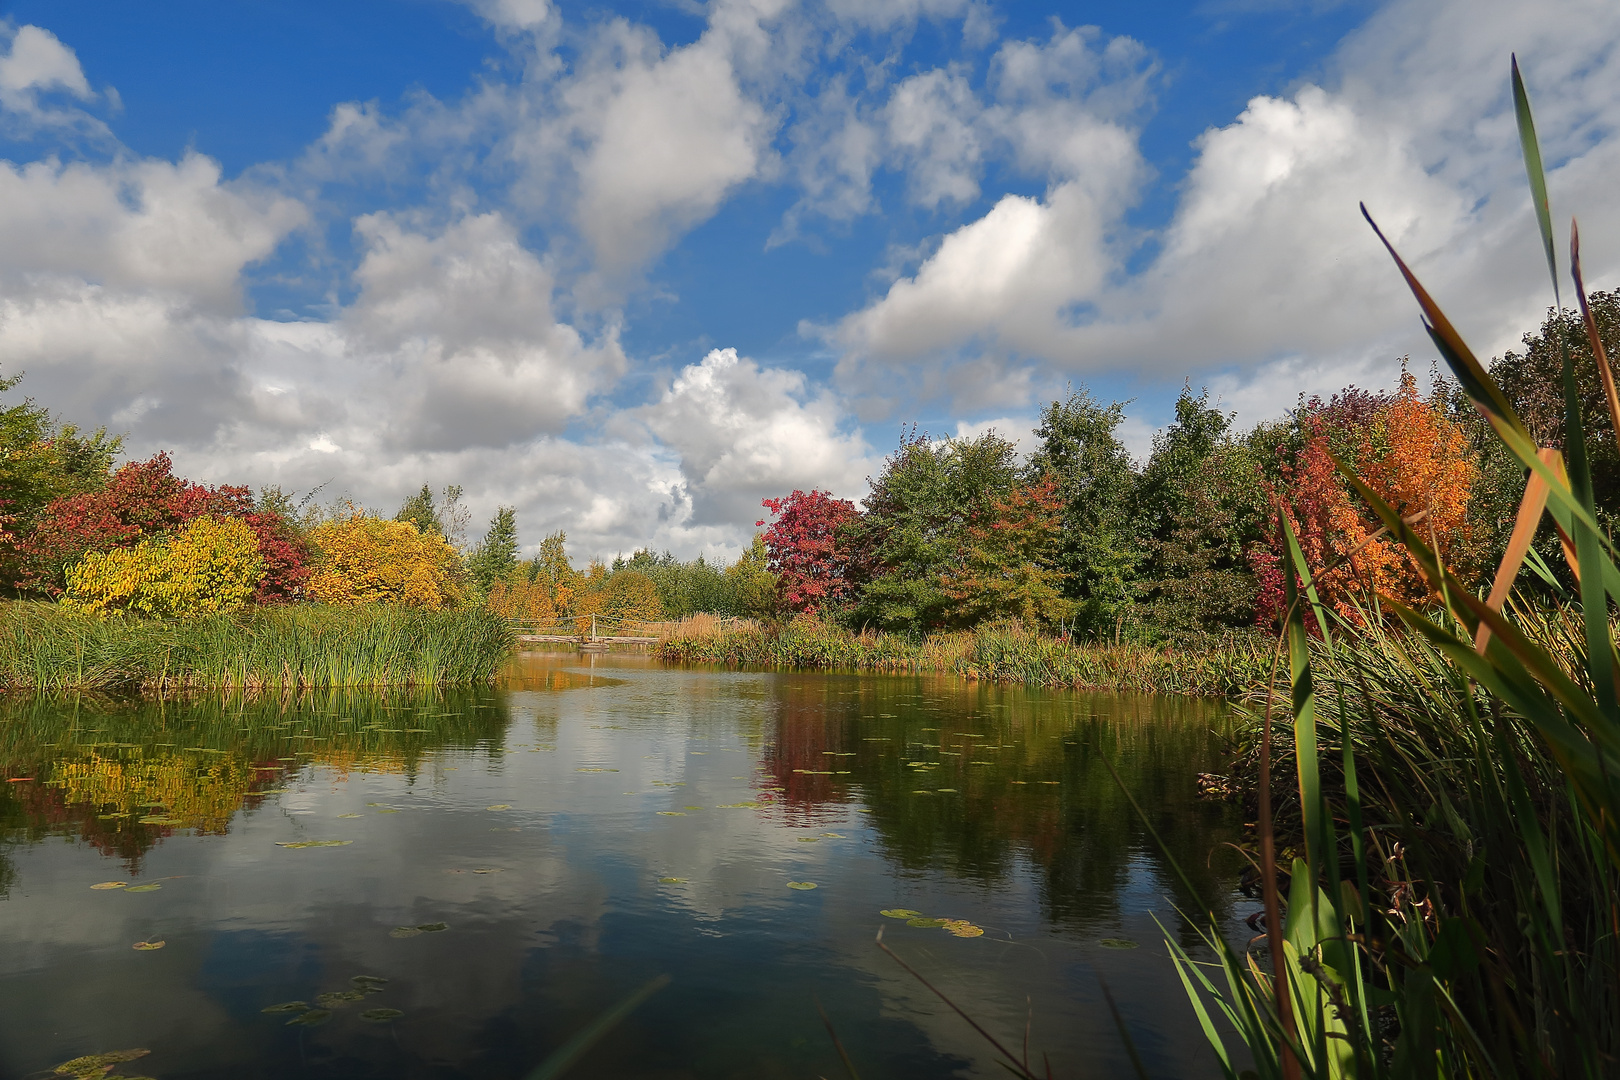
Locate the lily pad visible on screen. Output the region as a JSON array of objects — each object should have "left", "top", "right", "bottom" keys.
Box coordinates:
[
  {"left": 124, "top": 883, "right": 163, "bottom": 893},
  {"left": 575, "top": 767, "right": 618, "bottom": 773},
  {"left": 1098, "top": 938, "right": 1139, "bottom": 949},
  {"left": 485, "top": 804, "right": 511, "bottom": 811},
  {"left": 351, "top": 976, "right": 388, "bottom": 989},
  {"left": 935, "top": 788, "right": 958, "bottom": 793},
  {"left": 416, "top": 922, "right": 448, "bottom": 932},
  {"left": 138, "top": 816, "right": 182, "bottom": 825},
  {"left": 658, "top": 877, "right": 688, "bottom": 884},
  {"left": 286, "top": 1009, "right": 331, "bottom": 1027},
  {"left": 261, "top": 1001, "right": 309, "bottom": 1013},
  {"left": 360, "top": 1008, "right": 404, "bottom": 1023},
  {"left": 472, "top": 868, "right": 503, "bottom": 874},
  {"left": 337, "top": 813, "right": 362, "bottom": 818},
  {"left": 820, "top": 832, "right": 844, "bottom": 838},
  {"left": 131, "top": 940, "right": 166, "bottom": 950},
  {"left": 942, "top": 920, "right": 984, "bottom": 938},
  {"left": 716, "top": 802, "right": 761, "bottom": 809},
  {"left": 906, "top": 918, "right": 949, "bottom": 928},
  {"left": 90, "top": 881, "right": 128, "bottom": 890},
  {"left": 655, "top": 811, "right": 686, "bottom": 817},
  {"left": 276, "top": 840, "right": 353, "bottom": 849},
  {"left": 787, "top": 881, "right": 818, "bottom": 890},
  {"left": 880, "top": 909, "right": 923, "bottom": 919},
  {"left": 389, "top": 926, "right": 423, "bottom": 939},
  {"left": 373, "top": 807, "right": 401, "bottom": 814},
  {"left": 50, "top": 1049, "right": 149, "bottom": 1078},
  {"left": 316, "top": 990, "right": 367, "bottom": 1007}
]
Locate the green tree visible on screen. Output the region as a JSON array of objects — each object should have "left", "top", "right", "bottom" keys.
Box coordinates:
[
  {"left": 848, "top": 429, "right": 1019, "bottom": 630},
  {"left": 0, "top": 371, "right": 120, "bottom": 578},
  {"left": 1484, "top": 290, "right": 1620, "bottom": 559},
  {"left": 1129, "top": 388, "right": 1267, "bottom": 635},
  {"left": 467, "top": 506, "right": 519, "bottom": 590},
  {"left": 1023, "top": 388, "right": 1138, "bottom": 638},
  {"left": 394, "top": 484, "right": 442, "bottom": 536},
  {"left": 726, "top": 535, "right": 778, "bottom": 618}
]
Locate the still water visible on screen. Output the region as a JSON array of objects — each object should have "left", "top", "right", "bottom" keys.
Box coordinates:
[{"left": 0, "top": 650, "right": 1247, "bottom": 1080}]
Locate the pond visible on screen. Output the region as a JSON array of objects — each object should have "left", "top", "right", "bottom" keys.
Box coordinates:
[{"left": 0, "top": 650, "right": 1248, "bottom": 1080}]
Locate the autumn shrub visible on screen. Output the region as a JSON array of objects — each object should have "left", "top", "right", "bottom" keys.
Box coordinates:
[
  {"left": 14, "top": 452, "right": 309, "bottom": 601},
  {"left": 306, "top": 515, "right": 462, "bottom": 609},
  {"left": 63, "top": 515, "right": 264, "bottom": 618},
  {"left": 574, "top": 567, "right": 664, "bottom": 624},
  {"left": 758, "top": 488, "right": 860, "bottom": 614},
  {"left": 1253, "top": 370, "right": 1479, "bottom": 623}
]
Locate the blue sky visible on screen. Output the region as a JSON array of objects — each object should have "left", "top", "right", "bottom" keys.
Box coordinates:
[{"left": 0, "top": 0, "right": 1615, "bottom": 559}]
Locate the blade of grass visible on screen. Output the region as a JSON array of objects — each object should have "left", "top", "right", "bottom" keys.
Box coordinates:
[{"left": 1512, "top": 54, "right": 1560, "bottom": 306}]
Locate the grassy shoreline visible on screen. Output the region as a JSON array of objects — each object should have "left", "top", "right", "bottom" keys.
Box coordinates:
[
  {"left": 0, "top": 602, "right": 514, "bottom": 691},
  {"left": 653, "top": 616, "right": 1272, "bottom": 697}
]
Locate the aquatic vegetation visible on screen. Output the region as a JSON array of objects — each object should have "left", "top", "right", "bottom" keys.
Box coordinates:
[
  {"left": 657, "top": 615, "right": 1268, "bottom": 697},
  {"left": 0, "top": 602, "right": 512, "bottom": 689}
]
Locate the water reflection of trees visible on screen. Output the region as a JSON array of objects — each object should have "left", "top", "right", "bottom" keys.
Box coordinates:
[
  {"left": 761, "top": 677, "right": 1244, "bottom": 934},
  {"left": 0, "top": 688, "right": 512, "bottom": 874}
]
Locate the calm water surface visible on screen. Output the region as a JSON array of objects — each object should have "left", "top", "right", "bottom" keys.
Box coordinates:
[{"left": 0, "top": 651, "right": 1248, "bottom": 1079}]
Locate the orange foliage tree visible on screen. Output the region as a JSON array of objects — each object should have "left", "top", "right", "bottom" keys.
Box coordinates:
[
  {"left": 1256, "top": 370, "right": 1478, "bottom": 623},
  {"left": 941, "top": 475, "right": 1074, "bottom": 627}
]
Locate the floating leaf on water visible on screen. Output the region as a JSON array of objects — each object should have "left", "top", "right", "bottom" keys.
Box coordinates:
[
  {"left": 138, "top": 816, "right": 182, "bottom": 825},
  {"left": 880, "top": 909, "right": 922, "bottom": 919},
  {"left": 911, "top": 790, "right": 932, "bottom": 796},
  {"left": 258, "top": 788, "right": 292, "bottom": 794},
  {"left": 124, "top": 884, "right": 162, "bottom": 893},
  {"left": 286, "top": 1009, "right": 331, "bottom": 1027},
  {"left": 658, "top": 877, "right": 687, "bottom": 884},
  {"left": 575, "top": 767, "right": 618, "bottom": 773},
  {"left": 1041, "top": 781, "right": 1060, "bottom": 785},
  {"left": 316, "top": 989, "right": 367, "bottom": 1007},
  {"left": 472, "top": 868, "right": 503, "bottom": 874},
  {"left": 276, "top": 840, "right": 353, "bottom": 849},
  {"left": 389, "top": 926, "right": 422, "bottom": 939},
  {"left": 337, "top": 813, "right": 362, "bottom": 818},
  {"left": 716, "top": 802, "right": 761, "bottom": 809},
  {"left": 941, "top": 920, "right": 984, "bottom": 938},
  {"left": 360, "top": 1008, "right": 404, "bottom": 1023},
  {"left": 261, "top": 1000, "right": 309, "bottom": 1013},
  {"left": 1098, "top": 938, "right": 1139, "bottom": 949},
  {"left": 906, "top": 918, "right": 949, "bottom": 928},
  {"left": 374, "top": 807, "right": 401, "bottom": 814},
  {"left": 131, "top": 940, "right": 165, "bottom": 950},
  {"left": 936, "top": 788, "right": 958, "bottom": 793},
  {"left": 352, "top": 975, "right": 388, "bottom": 988},
  {"left": 485, "top": 804, "right": 511, "bottom": 811},
  {"left": 97, "top": 813, "right": 130, "bottom": 820},
  {"left": 856, "top": 808, "right": 873, "bottom": 813},
  {"left": 682, "top": 806, "right": 703, "bottom": 811},
  {"left": 820, "top": 833, "right": 845, "bottom": 838},
  {"left": 51, "top": 1048, "right": 149, "bottom": 1078},
  {"left": 90, "top": 881, "right": 127, "bottom": 890},
  {"left": 787, "top": 882, "right": 817, "bottom": 890},
  {"left": 796, "top": 837, "right": 820, "bottom": 843},
  {"left": 416, "top": 922, "right": 448, "bottom": 933},
  {"left": 655, "top": 811, "right": 686, "bottom": 817}
]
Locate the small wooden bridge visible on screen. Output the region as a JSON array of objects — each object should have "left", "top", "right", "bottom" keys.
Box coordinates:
[{"left": 513, "top": 614, "right": 660, "bottom": 651}]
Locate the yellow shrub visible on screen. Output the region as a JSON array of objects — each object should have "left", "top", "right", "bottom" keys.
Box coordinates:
[
  {"left": 306, "top": 515, "right": 461, "bottom": 609},
  {"left": 487, "top": 573, "right": 557, "bottom": 623},
  {"left": 65, "top": 515, "right": 264, "bottom": 618}
]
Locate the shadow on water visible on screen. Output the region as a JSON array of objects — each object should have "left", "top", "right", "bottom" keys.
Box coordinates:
[{"left": 0, "top": 650, "right": 1245, "bottom": 1080}]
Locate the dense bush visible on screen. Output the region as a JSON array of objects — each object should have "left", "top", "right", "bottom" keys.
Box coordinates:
[
  {"left": 305, "top": 515, "right": 462, "bottom": 609},
  {"left": 63, "top": 515, "right": 264, "bottom": 617}
]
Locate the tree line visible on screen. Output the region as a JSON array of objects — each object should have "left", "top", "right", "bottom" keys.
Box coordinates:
[
  {"left": 755, "top": 293, "right": 1620, "bottom": 642},
  {"left": 0, "top": 291, "right": 1612, "bottom": 632}
]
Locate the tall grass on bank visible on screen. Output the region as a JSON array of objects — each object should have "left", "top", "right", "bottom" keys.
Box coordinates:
[
  {"left": 1149, "top": 60, "right": 1620, "bottom": 1079},
  {"left": 0, "top": 603, "right": 514, "bottom": 690},
  {"left": 656, "top": 615, "right": 1271, "bottom": 697}
]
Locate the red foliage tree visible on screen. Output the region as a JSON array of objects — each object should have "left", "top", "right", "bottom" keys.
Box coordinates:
[
  {"left": 757, "top": 489, "right": 860, "bottom": 615},
  {"left": 16, "top": 452, "right": 310, "bottom": 601}
]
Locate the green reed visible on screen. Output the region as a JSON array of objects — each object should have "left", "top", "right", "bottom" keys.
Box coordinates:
[
  {"left": 1149, "top": 58, "right": 1620, "bottom": 1080},
  {"left": 655, "top": 616, "right": 1269, "bottom": 697},
  {"left": 0, "top": 603, "right": 514, "bottom": 690}
]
